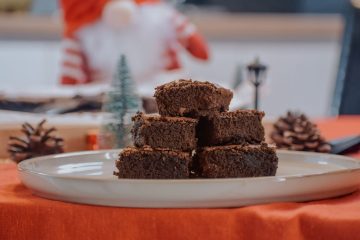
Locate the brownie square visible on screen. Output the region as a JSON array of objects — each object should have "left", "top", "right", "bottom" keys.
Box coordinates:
[
  {"left": 114, "top": 147, "right": 191, "bottom": 179},
  {"left": 197, "top": 110, "right": 265, "bottom": 146},
  {"left": 195, "top": 144, "right": 278, "bottom": 178},
  {"left": 132, "top": 112, "right": 198, "bottom": 151},
  {"left": 154, "top": 79, "right": 233, "bottom": 117}
]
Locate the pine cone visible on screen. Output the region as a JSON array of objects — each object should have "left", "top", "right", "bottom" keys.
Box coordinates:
[
  {"left": 8, "top": 120, "right": 64, "bottom": 163},
  {"left": 270, "top": 111, "right": 331, "bottom": 153}
]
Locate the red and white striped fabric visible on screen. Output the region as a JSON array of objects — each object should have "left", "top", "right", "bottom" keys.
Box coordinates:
[
  {"left": 60, "top": 38, "right": 91, "bottom": 85},
  {"left": 59, "top": 0, "right": 209, "bottom": 85},
  {"left": 164, "top": 11, "right": 208, "bottom": 70}
]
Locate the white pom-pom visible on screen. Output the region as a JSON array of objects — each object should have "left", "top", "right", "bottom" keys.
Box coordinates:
[{"left": 102, "top": 0, "right": 137, "bottom": 29}]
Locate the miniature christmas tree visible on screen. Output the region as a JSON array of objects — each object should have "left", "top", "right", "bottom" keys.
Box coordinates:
[{"left": 99, "top": 55, "right": 141, "bottom": 149}]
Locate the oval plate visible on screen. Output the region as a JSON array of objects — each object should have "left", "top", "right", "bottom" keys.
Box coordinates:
[{"left": 18, "top": 150, "right": 360, "bottom": 208}]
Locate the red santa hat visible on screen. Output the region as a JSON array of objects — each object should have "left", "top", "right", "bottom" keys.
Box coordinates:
[{"left": 60, "top": 0, "right": 161, "bottom": 37}]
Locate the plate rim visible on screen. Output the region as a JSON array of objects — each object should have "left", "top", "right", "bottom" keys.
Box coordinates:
[{"left": 17, "top": 149, "right": 360, "bottom": 183}]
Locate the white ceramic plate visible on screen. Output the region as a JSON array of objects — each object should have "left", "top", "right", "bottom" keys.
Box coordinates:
[{"left": 18, "top": 150, "right": 360, "bottom": 208}]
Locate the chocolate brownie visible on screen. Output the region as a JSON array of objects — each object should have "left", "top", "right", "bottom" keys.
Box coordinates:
[
  {"left": 197, "top": 110, "right": 265, "bottom": 146},
  {"left": 195, "top": 143, "right": 278, "bottom": 178},
  {"left": 132, "top": 112, "right": 197, "bottom": 151},
  {"left": 114, "top": 147, "right": 191, "bottom": 179},
  {"left": 154, "top": 79, "right": 233, "bottom": 117}
]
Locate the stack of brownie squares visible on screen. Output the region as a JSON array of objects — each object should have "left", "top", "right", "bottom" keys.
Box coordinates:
[{"left": 114, "top": 79, "right": 278, "bottom": 179}]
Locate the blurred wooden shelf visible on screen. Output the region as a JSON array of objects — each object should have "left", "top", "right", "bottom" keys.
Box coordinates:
[
  {"left": 0, "top": 123, "right": 98, "bottom": 158},
  {"left": 0, "top": 158, "right": 11, "bottom": 164},
  {"left": 0, "top": 12, "right": 343, "bottom": 41},
  {"left": 190, "top": 12, "right": 344, "bottom": 41},
  {"left": 0, "top": 13, "right": 61, "bottom": 40}
]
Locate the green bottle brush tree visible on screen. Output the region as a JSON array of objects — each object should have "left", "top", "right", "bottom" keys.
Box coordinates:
[{"left": 99, "top": 55, "right": 141, "bottom": 149}]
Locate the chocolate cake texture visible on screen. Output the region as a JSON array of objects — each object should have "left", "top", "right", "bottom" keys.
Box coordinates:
[
  {"left": 195, "top": 143, "right": 278, "bottom": 178},
  {"left": 132, "top": 112, "right": 197, "bottom": 151},
  {"left": 115, "top": 147, "right": 191, "bottom": 179},
  {"left": 154, "top": 79, "right": 233, "bottom": 118},
  {"left": 197, "top": 110, "right": 265, "bottom": 146},
  {"left": 114, "top": 79, "right": 278, "bottom": 179}
]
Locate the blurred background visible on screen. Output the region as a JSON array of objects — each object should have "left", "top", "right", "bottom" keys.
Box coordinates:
[
  {"left": 0, "top": 0, "right": 359, "bottom": 118},
  {"left": 1, "top": 0, "right": 360, "bottom": 160}
]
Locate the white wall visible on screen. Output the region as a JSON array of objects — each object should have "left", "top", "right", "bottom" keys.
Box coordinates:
[
  {"left": 0, "top": 41, "right": 61, "bottom": 87},
  {"left": 0, "top": 39, "right": 340, "bottom": 117},
  {"left": 182, "top": 40, "right": 340, "bottom": 117}
]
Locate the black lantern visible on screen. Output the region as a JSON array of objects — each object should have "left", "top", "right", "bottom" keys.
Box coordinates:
[{"left": 247, "top": 57, "right": 267, "bottom": 110}]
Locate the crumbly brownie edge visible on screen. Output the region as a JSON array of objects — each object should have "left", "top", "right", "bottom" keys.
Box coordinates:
[
  {"left": 196, "top": 143, "right": 278, "bottom": 178},
  {"left": 132, "top": 112, "right": 198, "bottom": 123},
  {"left": 114, "top": 147, "right": 192, "bottom": 179}
]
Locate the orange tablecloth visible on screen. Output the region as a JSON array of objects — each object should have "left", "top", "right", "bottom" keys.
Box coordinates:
[{"left": 1, "top": 116, "right": 359, "bottom": 240}]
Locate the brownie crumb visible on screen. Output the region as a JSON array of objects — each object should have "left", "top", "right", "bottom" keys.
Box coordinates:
[
  {"left": 154, "top": 79, "right": 233, "bottom": 118},
  {"left": 132, "top": 112, "right": 198, "bottom": 151},
  {"left": 115, "top": 147, "right": 191, "bottom": 179},
  {"left": 197, "top": 110, "right": 265, "bottom": 146},
  {"left": 195, "top": 143, "right": 278, "bottom": 178}
]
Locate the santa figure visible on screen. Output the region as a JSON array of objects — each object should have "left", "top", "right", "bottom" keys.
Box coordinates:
[{"left": 60, "top": 0, "right": 209, "bottom": 85}]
